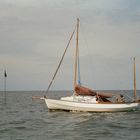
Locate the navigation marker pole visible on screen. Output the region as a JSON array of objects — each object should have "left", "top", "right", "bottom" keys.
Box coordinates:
[{"left": 4, "top": 70, "right": 7, "bottom": 104}]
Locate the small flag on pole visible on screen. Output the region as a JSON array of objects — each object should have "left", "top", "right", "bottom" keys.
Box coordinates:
[
  {"left": 4, "top": 70, "right": 7, "bottom": 77},
  {"left": 4, "top": 70, "right": 7, "bottom": 104}
]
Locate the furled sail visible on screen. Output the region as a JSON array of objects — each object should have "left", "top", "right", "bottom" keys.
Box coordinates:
[
  {"left": 74, "top": 85, "right": 119, "bottom": 99},
  {"left": 97, "top": 92, "right": 117, "bottom": 98},
  {"left": 74, "top": 85, "right": 97, "bottom": 96}
]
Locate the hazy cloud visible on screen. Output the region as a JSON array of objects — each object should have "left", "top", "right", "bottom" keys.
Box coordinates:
[{"left": 0, "top": 0, "right": 140, "bottom": 90}]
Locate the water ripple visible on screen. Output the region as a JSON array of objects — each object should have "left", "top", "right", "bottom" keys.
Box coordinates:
[{"left": 0, "top": 91, "right": 140, "bottom": 140}]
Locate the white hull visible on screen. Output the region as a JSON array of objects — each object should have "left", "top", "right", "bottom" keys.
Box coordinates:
[{"left": 45, "top": 98, "right": 139, "bottom": 112}]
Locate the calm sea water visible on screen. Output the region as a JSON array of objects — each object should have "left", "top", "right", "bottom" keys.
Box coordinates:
[{"left": 0, "top": 90, "right": 140, "bottom": 140}]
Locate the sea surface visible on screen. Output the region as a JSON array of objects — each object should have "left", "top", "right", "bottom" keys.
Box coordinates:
[{"left": 0, "top": 90, "right": 140, "bottom": 140}]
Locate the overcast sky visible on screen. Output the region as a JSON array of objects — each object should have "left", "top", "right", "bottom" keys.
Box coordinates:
[{"left": 0, "top": 0, "right": 140, "bottom": 91}]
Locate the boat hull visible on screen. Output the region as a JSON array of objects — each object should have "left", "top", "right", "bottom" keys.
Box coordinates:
[{"left": 45, "top": 99, "right": 139, "bottom": 112}]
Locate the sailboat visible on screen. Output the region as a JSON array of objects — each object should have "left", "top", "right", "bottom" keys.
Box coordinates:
[{"left": 44, "top": 19, "right": 139, "bottom": 112}]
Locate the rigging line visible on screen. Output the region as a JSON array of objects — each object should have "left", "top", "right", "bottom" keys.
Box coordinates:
[
  {"left": 123, "top": 91, "right": 134, "bottom": 101},
  {"left": 45, "top": 26, "right": 76, "bottom": 94},
  {"left": 119, "top": 90, "right": 134, "bottom": 101}
]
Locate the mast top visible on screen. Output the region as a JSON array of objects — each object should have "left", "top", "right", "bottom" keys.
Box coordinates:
[{"left": 77, "top": 18, "right": 80, "bottom": 26}]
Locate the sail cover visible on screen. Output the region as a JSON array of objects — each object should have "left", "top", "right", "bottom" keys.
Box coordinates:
[
  {"left": 74, "top": 85, "right": 117, "bottom": 98},
  {"left": 74, "top": 85, "right": 97, "bottom": 96},
  {"left": 97, "top": 92, "right": 117, "bottom": 98}
]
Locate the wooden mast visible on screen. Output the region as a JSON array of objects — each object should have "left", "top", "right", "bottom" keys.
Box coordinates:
[
  {"left": 133, "top": 57, "right": 137, "bottom": 101},
  {"left": 74, "top": 18, "right": 79, "bottom": 88}
]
